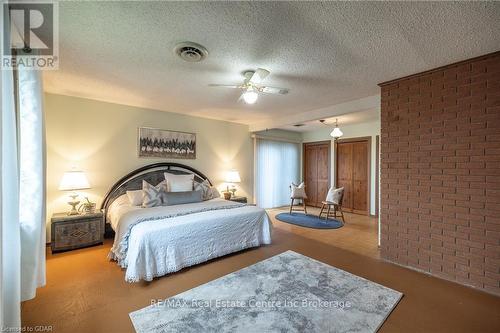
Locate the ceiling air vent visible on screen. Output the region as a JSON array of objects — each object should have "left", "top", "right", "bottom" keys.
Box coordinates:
[{"left": 174, "top": 42, "right": 208, "bottom": 62}]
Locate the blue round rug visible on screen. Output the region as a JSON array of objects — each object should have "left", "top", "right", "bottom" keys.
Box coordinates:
[{"left": 275, "top": 213, "right": 343, "bottom": 229}]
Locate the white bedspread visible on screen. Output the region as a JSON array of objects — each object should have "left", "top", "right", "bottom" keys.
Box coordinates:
[{"left": 108, "top": 197, "right": 272, "bottom": 282}]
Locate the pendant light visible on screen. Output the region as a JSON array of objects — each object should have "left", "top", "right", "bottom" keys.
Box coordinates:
[
  {"left": 330, "top": 119, "right": 343, "bottom": 140},
  {"left": 319, "top": 119, "right": 343, "bottom": 140}
]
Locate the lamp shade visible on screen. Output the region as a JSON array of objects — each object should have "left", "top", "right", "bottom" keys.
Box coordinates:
[
  {"left": 58, "top": 171, "right": 90, "bottom": 191},
  {"left": 330, "top": 127, "right": 343, "bottom": 139},
  {"left": 225, "top": 170, "right": 241, "bottom": 183}
]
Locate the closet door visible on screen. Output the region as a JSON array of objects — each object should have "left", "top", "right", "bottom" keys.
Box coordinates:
[
  {"left": 303, "top": 142, "right": 330, "bottom": 207},
  {"left": 304, "top": 145, "right": 318, "bottom": 206},
  {"left": 336, "top": 143, "right": 353, "bottom": 210},
  {"left": 352, "top": 142, "right": 368, "bottom": 213},
  {"left": 317, "top": 145, "right": 330, "bottom": 206},
  {"left": 336, "top": 138, "right": 370, "bottom": 215}
]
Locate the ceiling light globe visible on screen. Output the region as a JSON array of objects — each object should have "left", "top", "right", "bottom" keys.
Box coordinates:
[
  {"left": 330, "top": 127, "right": 343, "bottom": 139},
  {"left": 242, "top": 91, "right": 258, "bottom": 104}
]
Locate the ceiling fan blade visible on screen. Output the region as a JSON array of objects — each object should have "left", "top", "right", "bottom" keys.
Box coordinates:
[
  {"left": 249, "top": 68, "right": 270, "bottom": 84},
  {"left": 208, "top": 84, "right": 242, "bottom": 89},
  {"left": 260, "top": 86, "right": 289, "bottom": 95},
  {"left": 237, "top": 93, "right": 245, "bottom": 103}
]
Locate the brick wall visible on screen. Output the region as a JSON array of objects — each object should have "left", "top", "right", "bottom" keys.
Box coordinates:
[{"left": 379, "top": 52, "right": 500, "bottom": 296}]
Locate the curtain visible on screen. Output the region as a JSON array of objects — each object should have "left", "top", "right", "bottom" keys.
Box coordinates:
[
  {"left": 0, "top": 66, "right": 46, "bottom": 329},
  {"left": 255, "top": 138, "right": 300, "bottom": 208},
  {"left": 18, "top": 68, "right": 46, "bottom": 301},
  {"left": 1, "top": 64, "right": 21, "bottom": 331}
]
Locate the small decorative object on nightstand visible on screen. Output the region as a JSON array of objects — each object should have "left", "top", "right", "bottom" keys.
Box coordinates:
[
  {"left": 228, "top": 196, "right": 247, "bottom": 204},
  {"left": 51, "top": 211, "right": 104, "bottom": 253}
]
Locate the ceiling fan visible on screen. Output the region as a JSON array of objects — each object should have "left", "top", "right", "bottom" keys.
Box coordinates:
[{"left": 209, "top": 68, "right": 289, "bottom": 104}]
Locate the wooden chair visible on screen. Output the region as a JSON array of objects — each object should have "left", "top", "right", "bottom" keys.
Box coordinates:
[
  {"left": 289, "top": 183, "right": 307, "bottom": 214},
  {"left": 319, "top": 187, "right": 345, "bottom": 222}
]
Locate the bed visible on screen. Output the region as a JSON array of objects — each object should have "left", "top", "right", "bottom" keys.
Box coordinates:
[{"left": 101, "top": 163, "right": 272, "bottom": 282}]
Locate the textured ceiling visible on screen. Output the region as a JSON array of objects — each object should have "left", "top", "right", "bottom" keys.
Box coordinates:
[{"left": 44, "top": 1, "right": 500, "bottom": 125}]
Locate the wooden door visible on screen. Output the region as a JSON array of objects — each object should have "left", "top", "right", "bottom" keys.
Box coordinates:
[
  {"left": 336, "top": 143, "right": 353, "bottom": 210},
  {"left": 304, "top": 146, "right": 318, "bottom": 206},
  {"left": 336, "top": 138, "right": 370, "bottom": 215},
  {"left": 352, "top": 142, "right": 368, "bottom": 212},
  {"left": 317, "top": 146, "right": 330, "bottom": 206},
  {"left": 303, "top": 142, "right": 330, "bottom": 207}
]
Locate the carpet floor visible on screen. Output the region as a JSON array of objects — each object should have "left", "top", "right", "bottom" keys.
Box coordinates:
[{"left": 21, "top": 211, "right": 500, "bottom": 333}]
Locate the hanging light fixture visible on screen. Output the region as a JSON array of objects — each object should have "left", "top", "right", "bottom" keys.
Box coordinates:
[
  {"left": 319, "top": 119, "right": 343, "bottom": 140},
  {"left": 330, "top": 118, "right": 343, "bottom": 140}
]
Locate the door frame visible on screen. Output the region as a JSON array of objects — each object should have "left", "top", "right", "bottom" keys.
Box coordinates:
[
  {"left": 302, "top": 140, "right": 331, "bottom": 206},
  {"left": 334, "top": 136, "right": 371, "bottom": 215},
  {"left": 375, "top": 135, "right": 380, "bottom": 217}
]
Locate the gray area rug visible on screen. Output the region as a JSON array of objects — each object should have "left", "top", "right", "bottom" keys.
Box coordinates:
[{"left": 130, "top": 251, "right": 402, "bottom": 333}]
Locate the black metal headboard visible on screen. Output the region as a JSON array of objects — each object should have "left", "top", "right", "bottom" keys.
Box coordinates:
[{"left": 100, "top": 162, "right": 212, "bottom": 222}]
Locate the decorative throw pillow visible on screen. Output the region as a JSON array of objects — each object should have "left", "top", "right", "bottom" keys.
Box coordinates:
[
  {"left": 164, "top": 172, "right": 194, "bottom": 192},
  {"left": 142, "top": 180, "right": 167, "bottom": 208},
  {"left": 194, "top": 179, "right": 211, "bottom": 200},
  {"left": 208, "top": 187, "right": 220, "bottom": 200},
  {"left": 163, "top": 190, "right": 203, "bottom": 206},
  {"left": 290, "top": 182, "right": 307, "bottom": 199},
  {"left": 194, "top": 179, "right": 221, "bottom": 200},
  {"left": 326, "top": 187, "right": 344, "bottom": 205},
  {"left": 126, "top": 190, "right": 143, "bottom": 206}
]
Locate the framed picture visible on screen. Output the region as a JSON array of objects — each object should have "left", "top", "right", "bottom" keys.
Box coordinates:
[{"left": 138, "top": 127, "right": 196, "bottom": 159}]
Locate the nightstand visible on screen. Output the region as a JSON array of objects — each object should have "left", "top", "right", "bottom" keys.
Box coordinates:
[
  {"left": 228, "top": 196, "right": 247, "bottom": 203},
  {"left": 51, "top": 211, "right": 104, "bottom": 253}
]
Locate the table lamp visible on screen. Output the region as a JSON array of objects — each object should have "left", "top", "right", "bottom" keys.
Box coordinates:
[
  {"left": 225, "top": 170, "right": 241, "bottom": 198},
  {"left": 59, "top": 171, "right": 91, "bottom": 215}
]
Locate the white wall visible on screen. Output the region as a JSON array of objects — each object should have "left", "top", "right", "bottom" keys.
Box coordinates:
[
  {"left": 302, "top": 121, "right": 380, "bottom": 215},
  {"left": 45, "top": 93, "right": 253, "bottom": 240}
]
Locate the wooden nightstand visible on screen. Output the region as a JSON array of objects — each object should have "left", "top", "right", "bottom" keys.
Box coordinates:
[
  {"left": 228, "top": 196, "right": 248, "bottom": 203},
  {"left": 51, "top": 211, "right": 104, "bottom": 253}
]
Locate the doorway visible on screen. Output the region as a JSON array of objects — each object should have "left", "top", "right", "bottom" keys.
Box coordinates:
[
  {"left": 335, "top": 137, "right": 371, "bottom": 215},
  {"left": 303, "top": 141, "right": 330, "bottom": 207}
]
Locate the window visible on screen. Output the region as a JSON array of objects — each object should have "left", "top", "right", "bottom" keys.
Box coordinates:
[{"left": 255, "top": 138, "right": 300, "bottom": 208}]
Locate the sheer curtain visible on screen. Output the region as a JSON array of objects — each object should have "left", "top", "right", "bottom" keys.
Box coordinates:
[
  {"left": 18, "top": 68, "right": 46, "bottom": 301},
  {"left": 1, "top": 63, "right": 21, "bottom": 331},
  {"left": 0, "top": 66, "right": 46, "bottom": 329},
  {"left": 255, "top": 138, "right": 300, "bottom": 208}
]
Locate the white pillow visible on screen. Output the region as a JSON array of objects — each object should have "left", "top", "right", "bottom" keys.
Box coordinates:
[
  {"left": 326, "top": 187, "right": 344, "bottom": 205},
  {"left": 169, "top": 179, "right": 194, "bottom": 192},
  {"left": 126, "top": 190, "right": 143, "bottom": 206},
  {"left": 164, "top": 172, "right": 194, "bottom": 192},
  {"left": 290, "top": 182, "right": 307, "bottom": 199}
]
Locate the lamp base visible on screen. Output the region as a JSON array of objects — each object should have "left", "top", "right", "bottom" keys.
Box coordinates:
[
  {"left": 67, "top": 193, "right": 80, "bottom": 215},
  {"left": 67, "top": 201, "right": 80, "bottom": 215}
]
